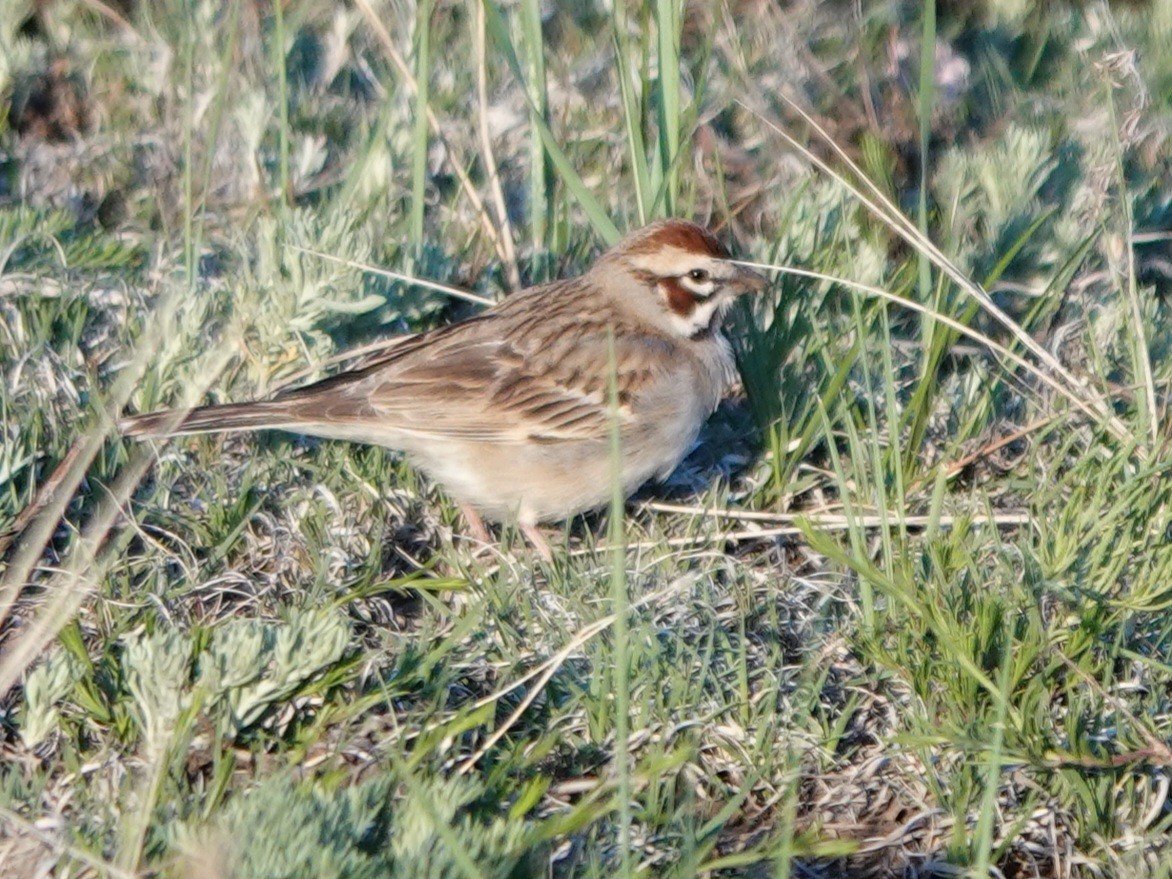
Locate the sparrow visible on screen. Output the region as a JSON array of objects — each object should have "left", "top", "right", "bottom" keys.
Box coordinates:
[{"left": 121, "top": 219, "right": 767, "bottom": 558}]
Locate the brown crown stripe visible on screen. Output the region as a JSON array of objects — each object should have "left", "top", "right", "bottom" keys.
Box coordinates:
[{"left": 622, "top": 220, "right": 729, "bottom": 259}]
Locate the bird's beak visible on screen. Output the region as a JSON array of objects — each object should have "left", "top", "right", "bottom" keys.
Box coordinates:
[{"left": 732, "top": 263, "right": 768, "bottom": 293}]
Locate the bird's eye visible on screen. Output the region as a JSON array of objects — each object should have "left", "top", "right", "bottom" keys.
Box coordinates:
[{"left": 688, "top": 268, "right": 709, "bottom": 282}]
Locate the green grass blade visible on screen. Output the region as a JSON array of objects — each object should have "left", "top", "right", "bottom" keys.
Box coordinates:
[{"left": 482, "top": 1, "right": 619, "bottom": 242}]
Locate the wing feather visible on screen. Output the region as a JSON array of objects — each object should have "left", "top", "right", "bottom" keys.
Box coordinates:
[{"left": 269, "top": 282, "right": 680, "bottom": 444}]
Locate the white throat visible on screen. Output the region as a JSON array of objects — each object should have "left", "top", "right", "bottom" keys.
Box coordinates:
[{"left": 666, "top": 297, "right": 727, "bottom": 338}]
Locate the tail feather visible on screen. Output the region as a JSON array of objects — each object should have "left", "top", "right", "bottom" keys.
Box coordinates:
[{"left": 119, "top": 401, "right": 297, "bottom": 438}]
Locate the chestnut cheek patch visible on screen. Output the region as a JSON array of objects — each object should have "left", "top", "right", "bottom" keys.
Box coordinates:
[{"left": 659, "top": 278, "right": 697, "bottom": 318}]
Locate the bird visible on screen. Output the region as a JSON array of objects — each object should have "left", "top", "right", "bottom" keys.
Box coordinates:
[{"left": 121, "top": 219, "right": 767, "bottom": 559}]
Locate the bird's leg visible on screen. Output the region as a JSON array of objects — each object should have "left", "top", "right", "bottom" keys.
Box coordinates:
[
  {"left": 457, "top": 504, "right": 552, "bottom": 561},
  {"left": 519, "top": 522, "right": 553, "bottom": 562}
]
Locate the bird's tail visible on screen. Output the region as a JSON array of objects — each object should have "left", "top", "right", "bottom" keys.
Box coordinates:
[{"left": 119, "top": 401, "right": 299, "bottom": 438}]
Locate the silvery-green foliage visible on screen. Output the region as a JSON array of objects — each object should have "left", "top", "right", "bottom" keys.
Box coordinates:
[
  {"left": 0, "top": 4, "right": 34, "bottom": 97},
  {"left": 201, "top": 608, "right": 350, "bottom": 734},
  {"left": 388, "top": 776, "right": 532, "bottom": 878},
  {"left": 772, "top": 175, "right": 888, "bottom": 291},
  {"left": 932, "top": 125, "right": 1072, "bottom": 285},
  {"left": 123, "top": 628, "right": 194, "bottom": 752},
  {"left": 230, "top": 89, "right": 271, "bottom": 197},
  {"left": 116, "top": 609, "right": 350, "bottom": 746},
  {"left": 249, "top": 208, "right": 380, "bottom": 344},
  {"left": 195, "top": 618, "right": 271, "bottom": 716},
  {"left": 937, "top": 126, "right": 1056, "bottom": 239},
  {"left": 176, "top": 774, "right": 533, "bottom": 879},
  {"left": 19, "top": 650, "right": 81, "bottom": 749}
]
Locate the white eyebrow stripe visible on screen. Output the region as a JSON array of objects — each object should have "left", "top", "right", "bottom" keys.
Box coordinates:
[{"left": 629, "top": 247, "right": 729, "bottom": 277}]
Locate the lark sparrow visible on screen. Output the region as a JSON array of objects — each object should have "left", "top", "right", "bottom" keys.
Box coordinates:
[{"left": 121, "top": 219, "right": 767, "bottom": 557}]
